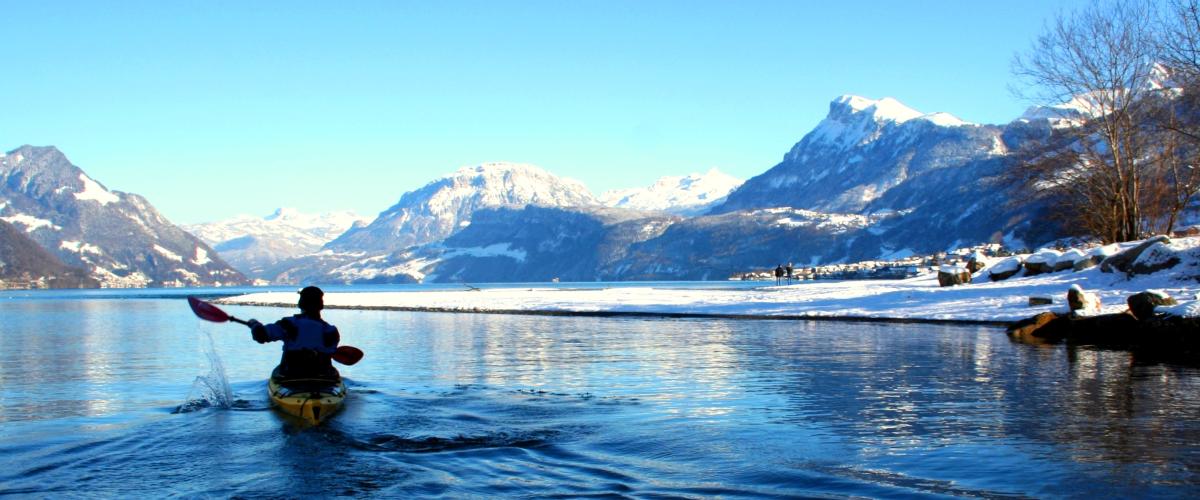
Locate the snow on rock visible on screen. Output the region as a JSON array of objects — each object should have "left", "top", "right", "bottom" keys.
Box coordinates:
[
  {"left": 1060, "top": 248, "right": 1087, "bottom": 266},
  {"left": 1, "top": 213, "right": 61, "bottom": 232},
  {"left": 193, "top": 246, "right": 212, "bottom": 266},
  {"left": 60, "top": 240, "right": 103, "bottom": 255},
  {"left": 836, "top": 95, "right": 924, "bottom": 123},
  {"left": 153, "top": 244, "right": 183, "bottom": 262},
  {"left": 1026, "top": 248, "right": 1062, "bottom": 266},
  {"left": 920, "top": 112, "right": 971, "bottom": 127},
  {"left": 74, "top": 173, "right": 120, "bottom": 205}
]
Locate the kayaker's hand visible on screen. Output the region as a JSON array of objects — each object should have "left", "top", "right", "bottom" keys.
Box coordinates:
[{"left": 248, "top": 319, "right": 269, "bottom": 343}]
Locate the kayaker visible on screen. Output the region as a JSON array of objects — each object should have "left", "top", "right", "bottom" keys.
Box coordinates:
[{"left": 246, "top": 286, "right": 341, "bottom": 380}]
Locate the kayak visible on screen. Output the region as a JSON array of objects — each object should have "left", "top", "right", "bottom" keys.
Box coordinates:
[{"left": 267, "top": 370, "right": 346, "bottom": 426}]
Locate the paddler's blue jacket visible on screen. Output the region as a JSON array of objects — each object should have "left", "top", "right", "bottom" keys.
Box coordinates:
[
  {"left": 251, "top": 313, "right": 340, "bottom": 353},
  {"left": 249, "top": 313, "right": 340, "bottom": 378}
]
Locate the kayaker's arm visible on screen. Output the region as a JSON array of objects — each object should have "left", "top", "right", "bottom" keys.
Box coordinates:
[{"left": 247, "top": 319, "right": 272, "bottom": 344}]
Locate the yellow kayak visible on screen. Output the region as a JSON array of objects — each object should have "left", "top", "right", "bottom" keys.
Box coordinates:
[{"left": 268, "top": 373, "right": 346, "bottom": 426}]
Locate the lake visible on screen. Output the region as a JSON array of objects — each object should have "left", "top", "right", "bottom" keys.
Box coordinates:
[{"left": 1, "top": 287, "right": 1198, "bottom": 497}]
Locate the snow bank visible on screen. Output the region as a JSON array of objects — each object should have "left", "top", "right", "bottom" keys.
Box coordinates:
[{"left": 221, "top": 236, "right": 1200, "bottom": 324}]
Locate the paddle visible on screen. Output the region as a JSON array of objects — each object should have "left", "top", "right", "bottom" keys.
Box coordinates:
[{"left": 187, "top": 296, "right": 364, "bottom": 366}]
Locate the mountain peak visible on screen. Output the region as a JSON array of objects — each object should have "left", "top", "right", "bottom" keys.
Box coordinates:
[
  {"left": 601, "top": 168, "right": 743, "bottom": 215},
  {"left": 833, "top": 95, "right": 924, "bottom": 123},
  {"left": 449, "top": 162, "right": 544, "bottom": 178},
  {"left": 328, "top": 161, "right": 599, "bottom": 253},
  {"left": 265, "top": 207, "right": 300, "bottom": 221}
]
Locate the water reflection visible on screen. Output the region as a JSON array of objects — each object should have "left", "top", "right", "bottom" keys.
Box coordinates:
[{"left": 2, "top": 300, "right": 1198, "bottom": 497}]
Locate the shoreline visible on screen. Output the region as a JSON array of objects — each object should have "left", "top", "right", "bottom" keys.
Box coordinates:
[
  {"left": 218, "top": 299, "right": 1014, "bottom": 327},
  {"left": 217, "top": 235, "right": 1200, "bottom": 327}
]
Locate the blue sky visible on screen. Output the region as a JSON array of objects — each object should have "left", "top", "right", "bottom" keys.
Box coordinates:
[{"left": 0, "top": 0, "right": 1087, "bottom": 224}]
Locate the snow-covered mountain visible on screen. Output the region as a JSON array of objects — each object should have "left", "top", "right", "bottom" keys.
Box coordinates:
[
  {"left": 184, "top": 208, "right": 370, "bottom": 279},
  {"left": 600, "top": 168, "right": 742, "bottom": 215},
  {"left": 326, "top": 162, "right": 599, "bottom": 255},
  {"left": 714, "top": 94, "right": 1002, "bottom": 214},
  {"left": 304, "top": 94, "right": 1067, "bottom": 284},
  {"left": 314, "top": 206, "right": 681, "bottom": 284},
  {"left": 0, "top": 145, "right": 247, "bottom": 287}
]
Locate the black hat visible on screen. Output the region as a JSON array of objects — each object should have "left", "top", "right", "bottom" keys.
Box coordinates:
[
  {"left": 298, "top": 286, "right": 324, "bottom": 311},
  {"left": 298, "top": 286, "right": 324, "bottom": 299}
]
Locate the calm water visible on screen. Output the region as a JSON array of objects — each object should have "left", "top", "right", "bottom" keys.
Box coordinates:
[{"left": 1, "top": 290, "right": 1198, "bottom": 498}]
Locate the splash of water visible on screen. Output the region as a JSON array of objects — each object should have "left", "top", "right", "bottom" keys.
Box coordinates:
[{"left": 177, "top": 329, "right": 233, "bottom": 412}]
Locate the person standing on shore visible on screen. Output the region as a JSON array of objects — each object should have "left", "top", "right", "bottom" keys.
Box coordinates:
[
  {"left": 786, "top": 262, "right": 794, "bottom": 284},
  {"left": 774, "top": 264, "right": 785, "bottom": 285}
]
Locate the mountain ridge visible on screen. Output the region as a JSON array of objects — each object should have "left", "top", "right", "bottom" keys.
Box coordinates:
[{"left": 0, "top": 145, "right": 247, "bottom": 287}]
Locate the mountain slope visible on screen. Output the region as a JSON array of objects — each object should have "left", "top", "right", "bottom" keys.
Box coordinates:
[
  {"left": 713, "top": 95, "right": 1005, "bottom": 214},
  {"left": 0, "top": 219, "right": 98, "bottom": 288},
  {"left": 326, "top": 162, "right": 598, "bottom": 255},
  {"left": 0, "top": 146, "right": 247, "bottom": 287},
  {"left": 185, "top": 208, "right": 369, "bottom": 279},
  {"left": 600, "top": 168, "right": 742, "bottom": 215}
]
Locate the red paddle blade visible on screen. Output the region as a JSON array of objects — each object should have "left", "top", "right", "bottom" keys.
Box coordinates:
[
  {"left": 333, "top": 345, "right": 364, "bottom": 366},
  {"left": 188, "top": 296, "right": 231, "bottom": 323}
]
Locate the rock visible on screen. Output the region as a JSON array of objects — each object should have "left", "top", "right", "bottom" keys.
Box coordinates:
[
  {"left": 966, "top": 251, "right": 989, "bottom": 274},
  {"left": 1127, "top": 290, "right": 1178, "bottom": 320},
  {"left": 937, "top": 265, "right": 971, "bottom": 287},
  {"left": 988, "top": 256, "right": 1023, "bottom": 281},
  {"left": 1100, "top": 235, "right": 1170, "bottom": 274},
  {"left": 1129, "top": 241, "right": 1181, "bottom": 276},
  {"left": 1024, "top": 248, "right": 1062, "bottom": 276},
  {"left": 1029, "top": 296, "right": 1054, "bottom": 306},
  {"left": 1058, "top": 248, "right": 1086, "bottom": 272},
  {"left": 1067, "top": 284, "right": 1101, "bottom": 314},
  {"left": 1065, "top": 312, "right": 1141, "bottom": 344},
  {"left": 1073, "top": 254, "right": 1103, "bottom": 271},
  {"left": 1007, "top": 311, "right": 1064, "bottom": 342}
]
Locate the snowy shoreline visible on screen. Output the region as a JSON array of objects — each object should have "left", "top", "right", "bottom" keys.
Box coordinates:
[{"left": 219, "top": 250, "right": 1200, "bottom": 325}]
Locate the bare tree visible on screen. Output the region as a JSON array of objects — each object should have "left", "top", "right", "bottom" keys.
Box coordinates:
[
  {"left": 1149, "top": 0, "right": 1200, "bottom": 233},
  {"left": 1013, "top": 0, "right": 1162, "bottom": 243}
]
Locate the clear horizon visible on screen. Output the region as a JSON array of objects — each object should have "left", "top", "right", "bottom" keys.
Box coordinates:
[{"left": 0, "top": 0, "right": 1088, "bottom": 224}]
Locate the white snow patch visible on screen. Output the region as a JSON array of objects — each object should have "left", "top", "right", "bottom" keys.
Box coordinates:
[
  {"left": 444, "top": 243, "right": 528, "bottom": 262},
  {"left": 60, "top": 240, "right": 103, "bottom": 255},
  {"left": 1, "top": 214, "right": 61, "bottom": 232},
  {"left": 74, "top": 174, "right": 120, "bottom": 205},
  {"left": 837, "top": 95, "right": 924, "bottom": 123},
  {"left": 153, "top": 244, "right": 183, "bottom": 262},
  {"left": 193, "top": 246, "right": 212, "bottom": 266},
  {"left": 920, "top": 112, "right": 970, "bottom": 127}
]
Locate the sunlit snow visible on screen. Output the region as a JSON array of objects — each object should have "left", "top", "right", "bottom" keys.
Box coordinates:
[
  {"left": 1, "top": 213, "right": 60, "bottom": 232},
  {"left": 225, "top": 237, "right": 1200, "bottom": 323},
  {"left": 74, "top": 174, "right": 120, "bottom": 205}
]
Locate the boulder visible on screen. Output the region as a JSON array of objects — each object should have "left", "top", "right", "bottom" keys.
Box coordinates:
[
  {"left": 988, "top": 256, "right": 1023, "bottom": 281},
  {"left": 1127, "top": 290, "right": 1178, "bottom": 320},
  {"left": 1073, "top": 254, "right": 1103, "bottom": 271},
  {"left": 1101, "top": 235, "right": 1170, "bottom": 274},
  {"left": 1129, "top": 241, "right": 1181, "bottom": 276},
  {"left": 1074, "top": 244, "right": 1119, "bottom": 271},
  {"left": 937, "top": 265, "right": 971, "bottom": 287},
  {"left": 1007, "top": 311, "right": 1064, "bottom": 342},
  {"left": 1067, "top": 284, "right": 1101, "bottom": 315},
  {"left": 1024, "top": 248, "right": 1062, "bottom": 276},
  {"left": 1058, "top": 248, "right": 1087, "bottom": 272},
  {"left": 1028, "top": 296, "right": 1054, "bottom": 306}
]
